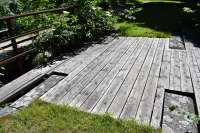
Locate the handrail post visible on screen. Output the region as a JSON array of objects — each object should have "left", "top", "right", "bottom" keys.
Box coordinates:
[
  {"left": 6, "top": 19, "right": 22, "bottom": 74},
  {"left": 6, "top": 19, "right": 18, "bottom": 53}
]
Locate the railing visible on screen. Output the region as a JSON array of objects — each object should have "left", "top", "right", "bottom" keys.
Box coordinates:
[{"left": 0, "top": 6, "right": 75, "bottom": 66}]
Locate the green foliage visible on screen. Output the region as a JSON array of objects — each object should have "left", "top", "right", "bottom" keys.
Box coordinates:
[
  {"left": 0, "top": 0, "right": 59, "bottom": 29},
  {"left": 0, "top": 100, "right": 161, "bottom": 133},
  {"left": 0, "top": 0, "right": 18, "bottom": 16},
  {"left": 0, "top": 0, "right": 18, "bottom": 28},
  {"left": 16, "top": 14, "right": 60, "bottom": 31},
  {"left": 32, "top": 0, "right": 116, "bottom": 65},
  {"left": 71, "top": 0, "right": 116, "bottom": 40},
  {"left": 18, "top": 0, "right": 57, "bottom": 11},
  {"left": 118, "top": 6, "right": 143, "bottom": 20},
  {"left": 32, "top": 12, "right": 77, "bottom": 59},
  {"left": 114, "top": 21, "right": 170, "bottom": 38},
  {"left": 0, "top": 0, "right": 116, "bottom": 65},
  {"left": 32, "top": 52, "right": 49, "bottom": 65}
]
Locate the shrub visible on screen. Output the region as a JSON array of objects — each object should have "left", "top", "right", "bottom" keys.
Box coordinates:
[
  {"left": 32, "top": 0, "right": 116, "bottom": 65},
  {"left": 0, "top": 0, "right": 116, "bottom": 65}
]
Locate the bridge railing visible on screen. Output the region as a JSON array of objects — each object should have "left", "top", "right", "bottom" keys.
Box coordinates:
[{"left": 0, "top": 6, "right": 75, "bottom": 65}]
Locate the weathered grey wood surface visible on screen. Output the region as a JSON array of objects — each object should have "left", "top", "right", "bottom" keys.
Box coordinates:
[
  {"left": 135, "top": 38, "right": 165, "bottom": 124},
  {"left": 10, "top": 75, "right": 65, "bottom": 108},
  {"left": 151, "top": 42, "right": 171, "bottom": 128},
  {"left": 2, "top": 36, "right": 200, "bottom": 132},
  {"left": 0, "top": 36, "right": 115, "bottom": 103}
]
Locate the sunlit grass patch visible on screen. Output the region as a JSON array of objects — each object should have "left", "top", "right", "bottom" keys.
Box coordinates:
[
  {"left": 114, "top": 21, "right": 170, "bottom": 38},
  {"left": 0, "top": 100, "right": 161, "bottom": 133}
]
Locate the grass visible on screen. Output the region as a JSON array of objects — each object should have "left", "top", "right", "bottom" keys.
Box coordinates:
[
  {"left": 113, "top": 0, "right": 189, "bottom": 38},
  {"left": 114, "top": 21, "right": 170, "bottom": 38},
  {"left": 0, "top": 100, "right": 161, "bottom": 133}
]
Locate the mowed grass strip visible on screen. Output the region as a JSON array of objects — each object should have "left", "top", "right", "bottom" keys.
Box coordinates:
[
  {"left": 114, "top": 21, "right": 170, "bottom": 38},
  {"left": 0, "top": 100, "right": 161, "bottom": 133}
]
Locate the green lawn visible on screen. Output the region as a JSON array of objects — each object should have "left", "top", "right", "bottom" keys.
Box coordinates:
[
  {"left": 114, "top": 22, "right": 170, "bottom": 38},
  {"left": 0, "top": 100, "right": 161, "bottom": 133},
  {"left": 114, "top": 0, "right": 189, "bottom": 38}
]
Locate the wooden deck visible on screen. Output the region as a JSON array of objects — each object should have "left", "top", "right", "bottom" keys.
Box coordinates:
[{"left": 2, "top": 36, "right": 200, "bottom": 131}]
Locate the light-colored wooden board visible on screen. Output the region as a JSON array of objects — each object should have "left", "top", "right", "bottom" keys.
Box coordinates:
[
  {"left": 179, "top": 51, "right": 193, "bottom": 93},
  {"left": 185, "top": 40, "right": 200, "bottom": 77},
  {"left": 150, "top": 42, "right": 171, "bottom": 128},
  {"left": 80, "top": 38, "right": 148, "bottom": 112},
  {"left": 0, "top": 70, "right": 43, "bottom": 103},
  {"left": 10, "top": 75, "right": 65, "bottom": 108},
  {"left": 184, "top": 39, "right": 200, "bottom": 113},
  {"left": 165, "top": 38, "right": 170, "bottom": 51},
  {"left": 41, "top": 38, "right": 127, "bottom": 103},
  {"left": 170, "top": 50, "right": 181, "bottom": 91},
  {"left": 104, "top": 38, "right": 150, "bottom": 117},
  {"left": 70, "top": 38, "right": 140, "bottom": 107},
  {"left": 54, "top": 38, "right": 117, "bottom": 74},
  {"left": 58, "top": 38, "right": 134, "bottom": 104},
  {"left": 92, "top": 38, "right": 156, "bottom": 115},
  {"left": 120, "top": 38, "right": 159, "bottom": 119},
  {"left": 0, "top": 37, "right": 114, "bottom": 103},
  {"left": 135, "top": 38, "right": 165, "bottom": 124},
  {"left": 191, "top": 44, "right": 200, "bottom": 79}
]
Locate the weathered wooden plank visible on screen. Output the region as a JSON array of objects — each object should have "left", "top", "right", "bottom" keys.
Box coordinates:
[
  {"left": 41, "top": 38, "right": 127, "bottom": 103},
  {"left": 150, "top": 40, "right": 171, "bottom": 128},
  {"left": 10, "top": 75, "right": 65, "bottom": 108},
  {"left": 80, "top": 38, "right": 149, "bottom": 112},
  {"left": 135, "top": 38, "right": 165, "bottom": 124},
  {"left": 185, "top": 41, "right": 200, "bottom": 77},
  {"left": 70, "top": 38, "right": 140, "bottom": 107},
  {"left": 0, "top": 71, "right": 43, "bottom": 103},
  {"left": 165, "top": 38, "right": 170, "bottom": 51},
  {"left": 120, "top": 38, "right": 159, "bottom": 119},
  {"left": 170, "top": 50, "right": 181, "bottom": 91},
  {"left": 0, "top": 37, "right": 114, "bottom": 103},
  {"left": 55, "top": 38, "right": 116, "bottom": 74},
  {"left": 191, "top": 44, "right": 200, "bottom": 80},
  {"left": 92, "top": 38, "right": 157, "bottom": 115},
  {"left": 169, "top": 50, "right": 175, "bottom": 91},
  {"left": 184, "top": 39, "right": 200, "bottom": 113},
  {"left": 58, "top": 38, "right": 135, "bottom": 104},
  {"left": 179, "top": 51, "right": 193, "bottom": 93},
  {"left": 105, "top": 38, "right": 152, "bottom": 117},
  {"left": 151, "top": 39, "right": 171, "bottom": 128}
]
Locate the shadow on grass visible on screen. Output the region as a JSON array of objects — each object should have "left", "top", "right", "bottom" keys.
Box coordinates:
[
  {"left": 133, "top": 2, "right": 188, "bottom": 33},
  {"left": 136, "top": 2, "right": 200, "bottom": 46},
  {"left": 114, "top": 0, "right": 200, "bottom": 43}
]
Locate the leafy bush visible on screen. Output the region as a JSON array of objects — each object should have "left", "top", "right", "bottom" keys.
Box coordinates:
[
  {"left": 0, "top": 0, "right": 62, "bottom": 30},
  {"left": 32, "top": 0, "right": 116, "bottom": 65},
  {"left": 63, "top": 0, "right": 116, "bottom": 40},
  {"left": 0, "top": 0, "right": 116, "bottom": 65},
  {"left": 0, "top": 0, "right": 18, "bottom": 29},
  {"left": 0, "top": 0, "right": 18, "bottom": 17},
  {"left": 33, "top": 12, "right": 75, "bottom": 58}
]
